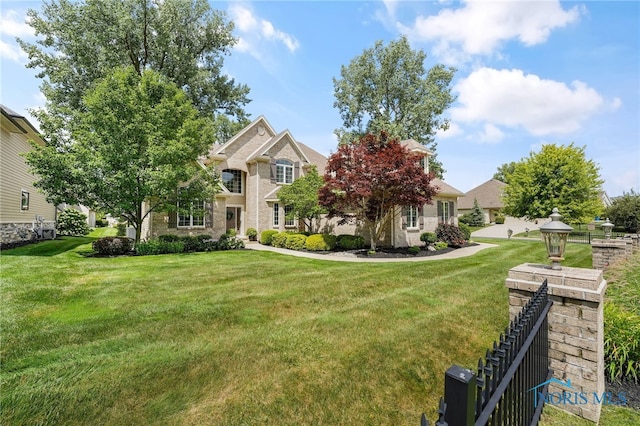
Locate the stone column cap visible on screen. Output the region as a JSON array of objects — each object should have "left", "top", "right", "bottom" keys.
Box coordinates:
[{"left": 506, "top": 263, "right": 606, "bottom": 302}]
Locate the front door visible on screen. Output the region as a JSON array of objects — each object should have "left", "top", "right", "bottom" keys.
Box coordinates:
[{"left": 226, "top": 207, "right": 241, "bottom": 234}]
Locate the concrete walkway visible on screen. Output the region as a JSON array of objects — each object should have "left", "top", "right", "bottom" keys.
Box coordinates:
[
  {"left": 245, "top": 241, "right": 498, "bottom": 263},
  {"left": 471, "top": 216, "right": 544, "bottom": 239}
]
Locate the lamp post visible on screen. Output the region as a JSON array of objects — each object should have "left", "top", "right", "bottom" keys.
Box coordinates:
[
  {"left": 602, "top": 218, "right": 614, "bottom": 240},
  {"left": 539, "top": 208, "right": 573, "bottom": 270}
]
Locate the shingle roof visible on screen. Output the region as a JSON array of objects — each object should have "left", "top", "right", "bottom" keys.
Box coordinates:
[
  {"left": 297, "top": 142, "right": 328, "bottom": 174},
  {"left": 431, "top": 178, "right": 465, "bottom": 197},
  {"left": 458, "top": 179, "right": 507, "bottom": 210}
]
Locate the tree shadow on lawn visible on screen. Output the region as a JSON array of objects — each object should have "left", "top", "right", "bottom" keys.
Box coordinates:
[{"left": 1, "top": 236, "right": 96, "bottom": 257}]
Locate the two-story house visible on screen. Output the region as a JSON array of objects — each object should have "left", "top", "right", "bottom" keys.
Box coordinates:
[{"left": 141, "top": 116, "right": 464, "bottom": 247}]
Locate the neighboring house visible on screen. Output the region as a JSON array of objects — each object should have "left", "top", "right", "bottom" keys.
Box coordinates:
[
  {"left": 0, "top": 105, "right": 57, "bottom": 245},
  {"left": 57, "top": 204, "right": 97, "bottom": 228},
  {"left": 458, "top": 178, "right": 507, "bottom": 223},
  {"left": 141, "top": 116, "right": 465, "bottom": 247}
]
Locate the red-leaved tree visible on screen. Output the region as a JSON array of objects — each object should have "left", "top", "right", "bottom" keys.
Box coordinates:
[{"left": 319, "top": 132, "right": 439, "bottom": 251}]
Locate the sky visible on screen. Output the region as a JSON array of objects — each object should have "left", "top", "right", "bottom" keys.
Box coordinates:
[{"left": 1, "top": 0, "right": 639, "bottom": 197}]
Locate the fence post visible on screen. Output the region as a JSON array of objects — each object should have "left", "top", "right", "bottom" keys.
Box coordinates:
[{"left": 443, "top": 365, "right": 475, "bottom": 426}]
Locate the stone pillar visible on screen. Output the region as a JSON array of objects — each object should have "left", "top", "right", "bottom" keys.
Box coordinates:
[
  {"left": 592, "top": 238, "right": 633, "bottom": 269},
  {"left": 505, "top": 263, "right": 606, "bottom": 423}
]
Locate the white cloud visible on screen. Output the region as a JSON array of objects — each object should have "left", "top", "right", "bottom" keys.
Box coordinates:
[
  {"left": 451, "top": 68, "right": 606, "bottom": 136},
  {"left": 397, "top": 0, "right": 583, "bottom": 64},
  {"left": 436, "top": 122, "right": 463, "bottom": 139},
  {"left": 229, "top": 4, "right": 299, "bottom": 55},
  {"left": 479, "top": 123, "right": 505, "bottom": 144},
  {"left": 0, "top": 10, "right": 33, "bottom": 63}
]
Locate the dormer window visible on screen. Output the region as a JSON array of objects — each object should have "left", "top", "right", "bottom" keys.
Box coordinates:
[{"left": 276, "top": 159, "right": 293, "bottom": 184}]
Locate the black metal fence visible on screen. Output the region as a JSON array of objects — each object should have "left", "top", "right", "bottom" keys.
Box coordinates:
[
  {"left": 567, "top": 231, "right": 627, "bottom": 244},
  {"left": 422, "top": 279, "right": 553, "bottom": 426}
]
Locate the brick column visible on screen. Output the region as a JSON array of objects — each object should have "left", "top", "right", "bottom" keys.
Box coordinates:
[
  {"left": 505, "top": 263, "right": 606, "bottom": 423},
  {"left": 592, "top": 238, "right": 633, "bottom": 269}
]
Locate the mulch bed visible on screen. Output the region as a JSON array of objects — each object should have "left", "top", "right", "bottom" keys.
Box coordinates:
[{"left": 606, "top": 378, "right": 640, "bottom": 410}]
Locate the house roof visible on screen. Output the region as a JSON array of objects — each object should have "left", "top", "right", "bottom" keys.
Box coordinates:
[
  {"left": 400, "top": 139, "right": 432, "bottom": 155},
  {"left": 0, "top": 105, "right": 44, "bottom": 146},
  {"left": 458, "top": 179, "right": 507, "bottom": 210},
  {"left": 246, "top": 129, "right": 311, "bottom": 164},
  {"left": 431, "top": 178, "right": 465, "bottom": 197},
  {"left": 297, "top": 142, "right": 328, "bottom": 173},
  {"left": 211, "top": 115, "right": 276, "bottom": 155}
]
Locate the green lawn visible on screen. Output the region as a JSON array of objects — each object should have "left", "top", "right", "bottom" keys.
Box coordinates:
[{"left": 0, "top": 235, "right": 635, "bottom": 425}]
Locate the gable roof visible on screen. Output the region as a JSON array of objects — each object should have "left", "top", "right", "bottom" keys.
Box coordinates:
[
  {"left": 297, "top": 142, "right": 328, "bottom": 173},
  {"left": 431, "top": 178, "right": 465, "bottom": 197},
  {"left": 400, "top": 139, "right": 432, "bottom": 155},
  {"left": 211, "top": 115, "right": 276, "bottom": 156},
  {"left": 458, "top": 179, "right": 507, "bottom": 210},
  {"left": 246, "top": 129, "right": 311, "bottom": 164}
]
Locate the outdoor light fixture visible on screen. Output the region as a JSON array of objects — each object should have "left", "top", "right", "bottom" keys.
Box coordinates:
[
  {"left": 539, "top": 208, "right": 573, "bottom": 270},
  {"left": 602, "top": 218, "right": 614, "bottom": 240}
]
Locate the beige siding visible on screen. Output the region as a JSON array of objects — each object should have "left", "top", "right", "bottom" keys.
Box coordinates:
[{"left": 0, "top": 127, "right": 56, "bottom": 224}]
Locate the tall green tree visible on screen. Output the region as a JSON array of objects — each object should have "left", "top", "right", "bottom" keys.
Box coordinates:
[
  {"left": 333, "top": 36, "right": 456, "bottom": 178},
  {"left": 25, "top": 67, "right": 219, "bottom": 243},
  {"left": 18, "top": 0, "right": 250, "bottom": 149},
  {"left": 277, "top": 166, "right": 326, "bottom": 233},
  {"left": 502, "top": 143, "right": 603, "bottom": 224},
  {"left": 605, "top": 190, "right": 640, "bottom": 233},
  {"left": 493, "top": 161, "right": 518, "bottom": 184}
]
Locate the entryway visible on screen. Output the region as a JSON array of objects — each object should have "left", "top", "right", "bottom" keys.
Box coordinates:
[{"left": 226, "top": 207, "right": 242, "bottom": 234}]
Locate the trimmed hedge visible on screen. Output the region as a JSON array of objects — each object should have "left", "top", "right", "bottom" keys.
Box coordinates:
[
  {"left": 260, "top": 230, "right": 279, "bottom": 245},
  {"left": 271, "top": 232, "right": 289, "bottom": 248},
  {"left": 285, "top": 234, "right": 307, "bottom": 250},
  {"left": 92, "top": 236, "right": 134, "bottom": 255},
  {"left": 305, "top": 234, "right": 337, "bottom": 251},
  {"left": 420, "top": 232, "right": 437, "bottom": 245},
  {"left": 336, "top": 234, "right": 366, "bottom": 250}
]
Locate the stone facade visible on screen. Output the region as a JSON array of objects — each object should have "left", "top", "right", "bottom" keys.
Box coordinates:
[
  {"left": 506, "top": 263, "right": 606, "bottom": 423},
  {"left": 0, "top": 222, "right": 36, "bottom": 244}
]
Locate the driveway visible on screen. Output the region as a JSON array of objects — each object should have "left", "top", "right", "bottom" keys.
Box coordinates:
[{"left": 471, "top": 216, "right": 544, "bottom": 239}]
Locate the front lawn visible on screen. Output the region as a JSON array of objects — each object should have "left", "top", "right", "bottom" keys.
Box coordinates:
[{"left": 0, "top": 236, "right": 629, "bottom": 425}]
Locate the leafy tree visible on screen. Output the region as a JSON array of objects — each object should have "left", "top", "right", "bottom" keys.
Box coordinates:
[
  {"left": 18, "top": 0, "right": 250, "bottom": 150},
  {"left": 502, "top": 143, "right": 603, "bottom": 224},
  {"left": 333, "top": 36, "right": 456, "bottom": 178},
  {"left": 605, "top": 190, "right": 640, "bottom": 233},
  {"left": 277, "top": 166, "right": 326, "bottom": 233},
  {"left": 318, "top": 132, "right": 438, "bottom": 252},
  {"left": 493, "top": 161, "right": 517, "bottom": 184},
  {"left": 25, "top": 67, "right": 218, "bottom": 243}
]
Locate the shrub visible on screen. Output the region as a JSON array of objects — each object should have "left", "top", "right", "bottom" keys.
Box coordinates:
[
  {"left": 468, "top": 198, "right": 486, "bottom": 226},
  {"left": 196, "top": 234, "right": 217, "bottom": 251},
  {"left": 246, "top": 227, "right": 258, "bottom": 241},
  {"left": 458, "top": 222, "right": 472, "bottom": 240},
  {"left": 434, "top": 241, "right": 448, "bottom": 250},
  {"left": 180, "top": 236, "right": 200, "bottom": 252},
  {"left": 271, "top": 232, "right": 289, "bottom": 248},
  {"left": 116, "top": 222, "right": 127, "bottom": 236},
  {"left": 337, "top": 234, "right": 366, "bottom": 250},
  {"left": 408, "top": 246, "right": 420, "bottom": 255},
  {"left": 495, "top": 214, "right": 505, "bottom": 224},
  {"left": 435, "top": 223, "right": 466, "bottom": 248},
  {"left": 217, "top": 233, "right": 245, "bottom": 250},
  {"left": 226, "top": 228, "right": 237, "bottom": 237},
  {"left": 305, "top": 234, "right": 337, "bottom": 251},
  {"left": 260, "top": 230, "right": 279, "bottom": 245},
  {"left": 420, "top": 232, "right": 437, "bottom": 245},
  {"left": 135, "top": 240, "right": 185, "bottom": 255},
  {"left": 604, "top": 303, "right": 640, "bottom": 383},
  {"left": 92, "top": 236, "right": 134, "bottom": 255},
  {"left": 57, "top": 209, "right": 90, "bottom": 236},
  {"left": 285, "top": 234, "right": 307, "bottom": 250},
  {"left": 458, "top": 213, "right": 473, "bottom": 226},
  {"left": 158, "top": 234, "right": 181, "bottom": 243}
]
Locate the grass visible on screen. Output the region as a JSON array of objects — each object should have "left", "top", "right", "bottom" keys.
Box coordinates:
[{"left": 0, "top": 235, "right": 633, "bottom": 425}]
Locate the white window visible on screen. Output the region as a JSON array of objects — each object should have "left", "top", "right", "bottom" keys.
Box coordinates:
[
  {"left": 276, "top": 159, "right": 293, "bottom": 184},
  {"left": 406, "top": 206, "right": 418, "bottom": 228},
  {"left": 178, "top": 199, "right": 205, "bottom": 228},
  {"left": 437, "top": 201, "right": 454, "bottom": 224},
  {"left": 222, "top": 169, "right": 242, "bottom": 193},
  {"left": 273, "top": 203, "right": 280, "bottom": 227},
  {"left": 284, "top": 205, "right": 295, "bottom": 227},
  {"left": 419, "top": 156, "right": 428, "bottom": 173}
]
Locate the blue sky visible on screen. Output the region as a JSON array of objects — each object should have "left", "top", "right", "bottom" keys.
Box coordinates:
[{"left": 2, "top": 1, "right": 638, "bottom": 197}]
